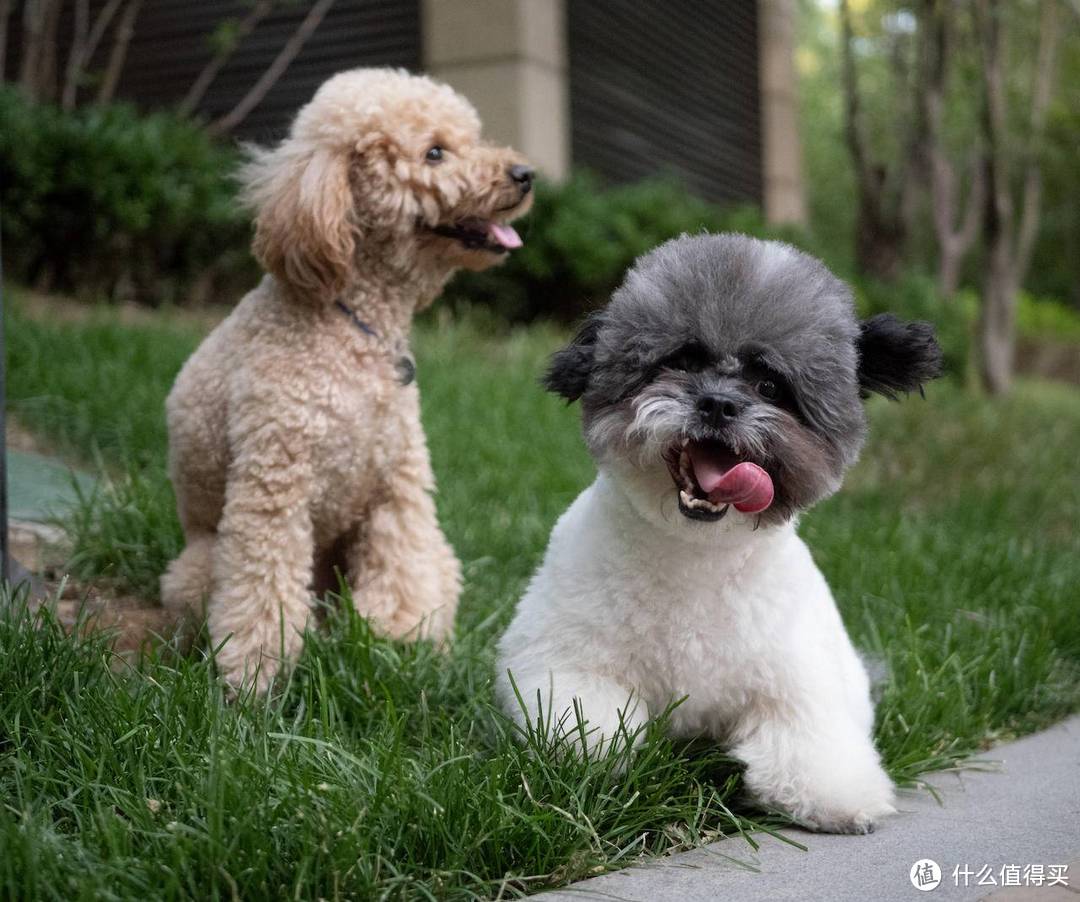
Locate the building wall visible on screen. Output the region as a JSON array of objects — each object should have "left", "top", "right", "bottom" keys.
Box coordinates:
[
  {"left": 4, "top": 0, "right": 798, "bottom": 214},
  {"left": 422, "top": 0, "right": 569, "bottom": 179},
  {"left": 567, "top": 0, "right": 763, "bottom": 206}
]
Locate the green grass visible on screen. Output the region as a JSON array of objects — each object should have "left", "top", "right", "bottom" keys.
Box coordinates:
[{"left": 4, "top": 294, "right": 1080, "bottom": 899}]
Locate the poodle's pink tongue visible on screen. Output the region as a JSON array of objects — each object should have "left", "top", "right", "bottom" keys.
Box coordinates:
[
  {"left": 688, "top": 447, "right": 774, "bottom": 514},
  {"left": 488, "top": 222, "right": 522, "bottom": 249}
]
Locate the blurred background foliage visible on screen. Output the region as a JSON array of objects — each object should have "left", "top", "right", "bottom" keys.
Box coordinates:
[
  {"left": 1, "top": 0, "right": 1078, "bottom": 393},
  {"left": 0, "top": 86, "right": 254, "bottom": 305}
]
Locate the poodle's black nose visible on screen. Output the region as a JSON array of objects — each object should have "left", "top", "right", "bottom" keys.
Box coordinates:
[
  {"left": 508, "top": 165, "right": 534, "bottom": 193},
  {"left": 697, "top": 393, "right": 745, "bottom": 427}
]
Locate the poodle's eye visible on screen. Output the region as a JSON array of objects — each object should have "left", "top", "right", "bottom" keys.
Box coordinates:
[
  {"left": 757, "top": 379, "right": 780, "bottom": 400},
  {"left": 425, "top": 146, "right": 445, "bottom": 163}
]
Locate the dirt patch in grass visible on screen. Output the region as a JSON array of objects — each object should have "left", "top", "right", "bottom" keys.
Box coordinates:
[
  {"left": 6, "top": 413, "right": 177, "bottom": 657},
  {"left": 1016, "top": 337, "right": 1080, "bottom": 385},
  {"left": 7, "top": 518, "right": 179, "bottom": 659},
  {"left": 5, "top": 415, "right": 45, "bottom": 454},
  {"left": 12, "top": 285, "right": 228, "bottom": 332}
]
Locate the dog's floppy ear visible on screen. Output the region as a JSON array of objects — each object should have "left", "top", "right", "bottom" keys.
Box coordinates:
[
  {"left": 544, "top": 313, "right": 604, "bottom": 402},
  {"left": 242, "top": 143, "right": 356, "bottom": 301},
  {"left": 856, "top": 313, "right": 944, "bottom": 399}
]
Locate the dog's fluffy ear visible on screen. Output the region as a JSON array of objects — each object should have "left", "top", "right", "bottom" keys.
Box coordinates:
[
  {"left": 242, "top": 143, "right": 356, "bottom": 301},
  {"left": 544, "top": 314, "right": 603, "bottom": 402},
  {"left": 856, "top": 314, "right": 944, "bottom": 399}
]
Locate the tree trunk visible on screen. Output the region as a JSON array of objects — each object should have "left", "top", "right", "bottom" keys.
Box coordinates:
[
  {"left": 939, "top": 239, "right": 962, "bottom": 299},
  {"left": 978, "top": 240, "right": 1017, "bottom": 395},
  {"left": 95, "top": 0, "right": 142, "bottom": 105},
  {"left": 210, "top": 0, "right": 336, "bottom": 136},
  {"left": 855, "top": 177, "right": 907, "bottom": 282},
  {"left": 919, "top": 0, "right": 984, "bottom": 299},
  {"left": 975, "top": 0, "right": 1060, "bottom": 394},
  {"left": 839, "top": 0, "right": 917, "bottom": 282}
]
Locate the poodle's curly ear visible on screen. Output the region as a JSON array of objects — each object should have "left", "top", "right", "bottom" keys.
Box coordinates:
[
  {"left": 242, "top": 143, "right": 356, "bottom": 301},
  {"left": 856, "top": 313, "right": 944, "bottom": 399},
  {"left": 544, "top": 313, "right": 604, "bottom": 402}
]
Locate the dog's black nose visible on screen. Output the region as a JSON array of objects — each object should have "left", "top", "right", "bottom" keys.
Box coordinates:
[
  {"left": 508, "top": 164, "right": 534, "bottom": 193},
  {"left": 697, "top": 393, "right": 745, "bottom": 427}
]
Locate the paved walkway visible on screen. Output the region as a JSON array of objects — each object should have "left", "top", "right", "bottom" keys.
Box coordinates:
[
  {"left": 540, "top": 716, "right": 1080, "bottom": 902},
  {"left": 5, "top": 449, "right": 94, "bottom": 597},
  {"left": 6, "top": 449, "right": 95, "bottom": 522}
]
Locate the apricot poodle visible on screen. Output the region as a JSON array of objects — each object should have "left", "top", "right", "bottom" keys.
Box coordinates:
[{"left": 161, "top": 68, "right": 533, "bottom": 692}]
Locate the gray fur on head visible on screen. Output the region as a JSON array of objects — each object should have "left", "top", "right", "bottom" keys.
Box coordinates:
[{"left": 545, "top": 234, "right": 943, "bottom": 525}]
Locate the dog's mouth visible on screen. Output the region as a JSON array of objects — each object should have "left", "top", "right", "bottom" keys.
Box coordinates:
[
  {"left": 663, "top": 438, "right": 775, "bottom": 522},
  {"left": 428, "top": 216, "right": 523, "bottom": 254}
]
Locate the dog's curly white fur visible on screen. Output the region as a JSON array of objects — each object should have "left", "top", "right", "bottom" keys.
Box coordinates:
[
  {"left": 162, "top": 68, "right": 532, "bottom": 693},
  {"left": 497, "top": 234, "right": 942, "bottom": 834}
]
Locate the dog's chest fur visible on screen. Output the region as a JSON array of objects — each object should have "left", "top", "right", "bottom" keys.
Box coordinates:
[
  {"left": 172, "top": 284, "right": 421, "bottom": 546},
  {"left": 302, "top": 320, "right": 419, "bottom": 540},
  {"left": 504, "top": 472, "right": 844, "bottom": 737}
]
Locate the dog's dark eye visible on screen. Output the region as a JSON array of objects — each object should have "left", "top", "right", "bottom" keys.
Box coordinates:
[
  {"left": 425, "top": 146, "right": 444, "bottom": 163},
  {"left": 757, "top": 379, "right": 780, "bottom": 400}
]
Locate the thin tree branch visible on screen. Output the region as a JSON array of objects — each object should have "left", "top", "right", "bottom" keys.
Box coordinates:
[
  {"left": 37, "top": 0, "right": 62, "bottom": 99},
  {"left": 18, "top": 0, "right": 46, "bottom": 99},
  {"left": 74, "top": 0, "right": 126, "bottom": 83},
  {"left": 95, "top": 0, "right": 143, "bottom": 104},
  {"left": 60, "top": 0, "right": 89, "bottom": 109},
  {"left": 0, "top": 0, "right": 14, "bottom": 80},
  {"left": 1016, "top": 0, "right": 1061, "bottom": 278},
  {"left": 178, "top": 0, "right": 275, "bottom": 118},
  {"left": 210, "top": 0, "right": 336, "bottom": 135}
]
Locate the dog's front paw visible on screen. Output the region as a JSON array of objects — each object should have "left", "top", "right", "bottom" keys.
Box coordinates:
[
  {"left": 738, "top": 731, "right": 897, "bottom": 835},
  {"left": 214, "top": 645, "right": 284, "bottom": 698},
  {"left": 797, "top": 796, "right": 897, "bottom": 835}
]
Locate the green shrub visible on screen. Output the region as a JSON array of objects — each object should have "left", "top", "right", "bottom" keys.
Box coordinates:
[
  {"left": 1017, "top": 292, "right": 1080, "bottom": 343},
  {"left": 0, "top": 87, "right": 255, "bottom": 304},
  {"left": 443, "top": 171, "right": 816, "bottom": 322}
]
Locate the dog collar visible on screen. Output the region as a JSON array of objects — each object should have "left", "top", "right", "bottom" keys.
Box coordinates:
[{"left": 334, "top": 299, "right": 415, "bottom": 385}]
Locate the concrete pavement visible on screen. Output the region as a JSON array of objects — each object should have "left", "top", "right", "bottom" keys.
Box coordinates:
[{"left": 539, "top": 716, "right": 1080, "bottom": 902}]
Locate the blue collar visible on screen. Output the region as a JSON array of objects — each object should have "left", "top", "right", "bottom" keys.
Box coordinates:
[
  {"left": 334, "top": 299, "right": 415, "bottom": 386},
  {"left": 334, "top": 299, "right": 379, "bottom": 338}
]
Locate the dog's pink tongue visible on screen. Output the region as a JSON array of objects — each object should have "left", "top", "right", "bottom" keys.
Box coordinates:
[
  {"left": 488, "top": 222, "right": 523, "bottom": 249},
  {"left": 688, "top": 447, "right": 774, "bottom": 514}
]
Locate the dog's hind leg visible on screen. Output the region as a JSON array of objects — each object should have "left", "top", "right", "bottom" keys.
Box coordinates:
[
  {"left": 160, "top": 533, "right": 215, "bottom": 645},
  {"left": 345, "top": 400, "right": 461, "bottom": 643}
]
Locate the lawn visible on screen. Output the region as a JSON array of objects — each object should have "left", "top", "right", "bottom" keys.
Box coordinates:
[{"left": 3, "top": 293, "right": 1080, "bottom": 900}]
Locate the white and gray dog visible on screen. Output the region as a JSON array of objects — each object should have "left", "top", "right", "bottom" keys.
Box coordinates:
[{"left": 496, "top": 233, "right": 942, "bottom": 834}]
